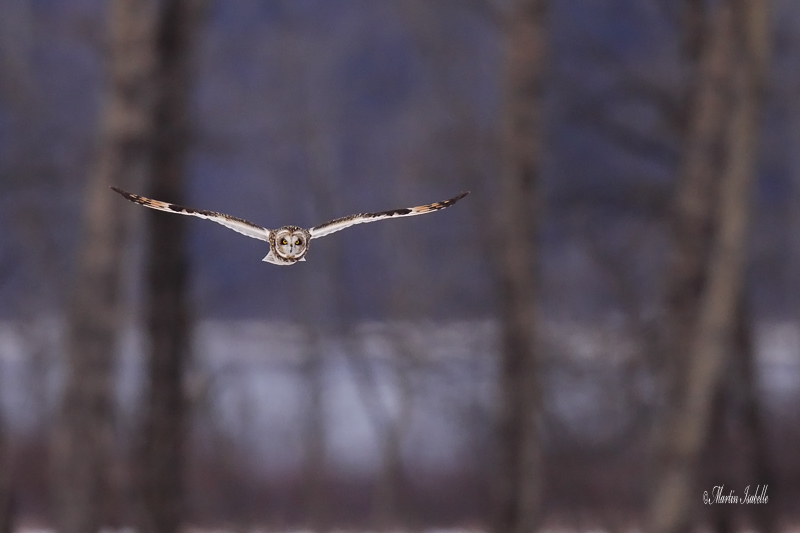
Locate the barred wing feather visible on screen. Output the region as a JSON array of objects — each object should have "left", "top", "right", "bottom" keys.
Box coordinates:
[
  {"left": 111, "top": 187, "right": 271, "bottom": 242},
  {"left": 309, "top": 191, "right": 469, "bottom": 239}
]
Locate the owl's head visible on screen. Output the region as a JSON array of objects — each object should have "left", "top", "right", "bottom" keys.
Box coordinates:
[{"left": 267, "top": 225, "right": 311, "bottom": 264}]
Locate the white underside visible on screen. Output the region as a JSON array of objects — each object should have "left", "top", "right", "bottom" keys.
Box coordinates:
[{"left": 262, "top": 250, "right": 305, "bottom": 265}]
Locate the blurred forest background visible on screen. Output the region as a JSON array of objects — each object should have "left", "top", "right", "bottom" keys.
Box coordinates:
[{"left": 0, "top": 0, "right": 798, "bottom": 532}]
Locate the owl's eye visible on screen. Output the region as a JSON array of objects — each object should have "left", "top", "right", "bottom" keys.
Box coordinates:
[
  {"left": 280, "top": 238, "right": 287, "bottom": 245},
  {"left": 295, "top": 239, "right": 301, "bottom": 246}
]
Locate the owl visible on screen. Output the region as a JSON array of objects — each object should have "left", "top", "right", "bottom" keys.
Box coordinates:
[{"left": 111, "top": 187, "right": 469, "bottom": 265}]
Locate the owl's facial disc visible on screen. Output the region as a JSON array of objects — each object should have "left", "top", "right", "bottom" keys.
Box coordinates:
[{"left": 274, "top": 227, "right": 308, "bottom": 260}]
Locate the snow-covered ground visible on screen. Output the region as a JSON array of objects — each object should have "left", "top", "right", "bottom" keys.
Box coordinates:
[{"left": 1, "top": 318, "right": 798, "bottom": 477}]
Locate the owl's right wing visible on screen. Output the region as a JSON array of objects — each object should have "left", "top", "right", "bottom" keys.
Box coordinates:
[
  {"left": 111, "top": 187, "right": 271, "bottom": 242},
  {"left": 309, "top": 191, "right": 469, "bottom": 239}
]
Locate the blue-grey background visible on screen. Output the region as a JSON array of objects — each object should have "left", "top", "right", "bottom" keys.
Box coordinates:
[{"left": 2, "top": 0, "right": 800, "bottom": 529}]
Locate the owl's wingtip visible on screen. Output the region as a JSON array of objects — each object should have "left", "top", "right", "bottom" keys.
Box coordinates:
[{"left": 450, "top": 190, "right": 470, "bottom": 203}]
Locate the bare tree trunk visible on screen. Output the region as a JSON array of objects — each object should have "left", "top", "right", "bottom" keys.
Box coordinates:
[
  {"left": 734, "top": 304, "right": 777, "bottom": 533},
  {"left": 301, "top": 334, "right": 328, "bottom": 532},
  {"left": 137, "top": 1, "right": 204, "bottom": 533},
  {"left": 0, "top": 413, "right": 12, "bottom": 533},
  {"left": 52, "top": 2, "right": 158, "bottom": 532},
  {"left": 705, "top": 340, "right": 737, "bottom": 533},
  {"left": 340, "top": 340, "right": 412, "bottom": 531},
  {"left": 647, "top": 1, "right": 770, "bottom": 531},
  {"left": 493, "top": 1, "right": 547, "bottom": 533},
  {"left": 707, "top": 300, "right": 777, "bottom": 533},
  {"left": 296, "top": 38, "right": 339, "bottom": 531},
  {"left": 649, "top": 1, "right": 735, "bottom": 530},
  {"left": 373, "top": 419, "right": 407, "bottom": 531},
  {"left": 659, "top": 0, "right": 736, "bottom": 415}
]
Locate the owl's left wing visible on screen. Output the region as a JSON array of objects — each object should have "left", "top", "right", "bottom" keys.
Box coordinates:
[{"left": 309, "top": 191, "right": 469, "bottom": 239}]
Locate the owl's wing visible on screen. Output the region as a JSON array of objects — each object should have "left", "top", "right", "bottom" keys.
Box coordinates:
[
  {"left": 309, "top": 191, "right": 469, "bottom": 239},
  {"left": 111, "top": 187, "right": 271, "bottom": 242}
]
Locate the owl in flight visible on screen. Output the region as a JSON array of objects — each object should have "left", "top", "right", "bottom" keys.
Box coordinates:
[{"left": 111, "top": 187, "right": 469, "bottom": 265}]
